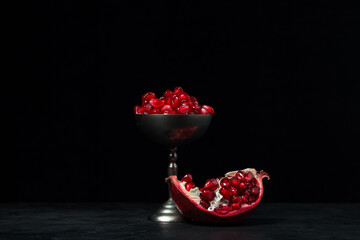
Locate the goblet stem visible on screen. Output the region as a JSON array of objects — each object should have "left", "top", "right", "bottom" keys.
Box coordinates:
[
  {"left": 168, "top": 147, "right": 178, "bottom": 177},
  {"left": 147, "top": 146, "right": 185, "bottom": 222}
]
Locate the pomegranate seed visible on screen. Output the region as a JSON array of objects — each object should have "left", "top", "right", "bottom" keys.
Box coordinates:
[
  {"left": 218, "top": 204, "right": 232, "bottom": 211},
  {"left": 181, "top": 174, "right": 193, "bottom": 183},
  {"left": 161, "top": 104, "right": 172, "bottom": 112},
  {"left": 179, "top": 93, "right": 190, "bottom": 101},
  {"left": 220, "top": 178, "right": 230, "bottom": 187},
  {"left": 250, "top": 186, "right": 260, "bottom": 195},
  {"left": 230, "top": 195, "right": 242, "bottom": 203},
  {"left": 185, "top": 182, "right": 196, "bottom": 191},
  {"left": 235, "top": 171, "right": 245, "bottom": 181},
  {"left": 190, "top": 96, "right": 198, "bottom": 103},
  {"left": 151, "top": 108, "right": 162, "bottom": 114},
  {"left": 142, "top": 92, "right": 155, "bottom": 105},
  {"left": 137, "top": 106, "right": 148, "bottom": 114},
  {"left": 177, "top": 104, "right": 189, "bottom": 114},
  {"left": 163, "top": 110, "right": 176, "bottom": 114},
  {"left": 149, "top": 98, "right": 165, "bottom": 108},
  {"left": 219, "top": 187, "right": 233, "bottom": 200},
  {"left": 181, "top": 100, "right": 193, "bottom": 108},
  {"left": 238, "top": 182, "right": 247, "bottom": 192},
  {"left": 200, "top": 189, "right": 216, "bottom": 202},
  {"left": 163, "top": 89, "right": 173, "bottom": 98},
  {"left": 199, "top": 187, "right": 204, "bottom": 192},
  {"left": 243, "top": 190, "right": 251, "bottom": 197},
  {"left": 230, "top": 177, "right": 240, "bottom": 188},
  {"left": 230, "top": 203, "right": 241, "bottom": 210},
  {"left": 144, "top": 103, "right": 152, "bottom": 111},
  {"left": 165, "top": 96, "right": 172, "bottom": 105},
  {"left": 200, "top": 107, "right": 209, "bottom": 114},
  {"left": 248, "top": 196, "right": 256, "bottom": 203},
  {"left": 202, "top": 105, "right": 214, "bottom": 114},
  {"left": 134, "top": 105, "right": 141, "bottom": 114},
  {"left": 204, "top": 178, "right": 218, "bottom": 191},
  {"left": 173, "top": 86, "right": 183, "bottom": 94},
  {"left": 200, "top": 200, "right": 210, "bottom": 209},
  {"left": 171, "top": 94, "right": 181, "bottom": 109},
  {"left": 215, "top": 208, "right": 229, "bottom": 215},
  {"left": 240, "top": 195, "right": 248, "bottom": 203},
  {"left": 251, "top": 178, "right": 259, "bottom": 186},
  {"left": 230, "top": 187, "right": 239, "bottom": 196},
  {"left": 193, "top": 102, "right": 201, "bottom": 110},
  {"left": 244, "top": 171, "right": 255, "bottom": 182}
]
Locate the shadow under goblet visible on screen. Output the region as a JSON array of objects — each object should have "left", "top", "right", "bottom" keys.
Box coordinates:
[{"left": 135, "top": 114, "right": 213, "bottom": 223}]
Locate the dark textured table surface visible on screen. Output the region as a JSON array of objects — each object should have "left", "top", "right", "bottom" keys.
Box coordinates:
[{"left": 0, "top": 203, "right": 359, "bottom": 240}]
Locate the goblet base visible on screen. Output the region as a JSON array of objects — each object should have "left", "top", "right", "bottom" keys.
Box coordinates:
[{"left": 148, "top": 198, "right": 185, "bottom": 223}]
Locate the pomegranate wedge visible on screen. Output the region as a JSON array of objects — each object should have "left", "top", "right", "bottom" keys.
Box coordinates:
[{"left": 167, "top": 168, "right": 270, "bottom": 224}]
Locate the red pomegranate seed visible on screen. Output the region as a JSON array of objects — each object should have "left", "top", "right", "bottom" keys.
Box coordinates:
[
  {"left": 185, "top": 182, "right": 196, "bottom": 191},
  {"left": 215, "top": 208, "right": 229, "bottom": 215},
  {"left": 235, "top": 171, "right": 245, "bottom": 181},
  {"left": 163, "top": 89, "right": 173, "bottom": 98},
  {"left": 163, "top": 110, "right": 176, "bottom": 114},
  {"left": 251, "top": 178, "right": 259, "bottom": 186},
  {"left": 199, "top": 187, "right": 204, "bottom": 192},
  {"left": 248, "top": 196, "right": 256, "bottom": 203},
  {"left": 220, "top": 178, "right": 230, "bottom": 187},
  {"left": 244, "top": 171, "right": 255, "bottom": 182},
  {"left": 230, "top": 195, "right": 242, "bottom": 203},
  {"left": 179, "top": 93, "right": 190, "bottom": 101},
  {"left": 173, "top": 86, "right": 183, "bottom": 94},
  {"left": 171, "top": 94, "right": 181, "bottom": 109},
  {"left": 218, "top": 204, "right": 232, "bottom": 211},
  {"left": 182, "top": 100, "right": 193, "bottom": 108},
  {"left": 200, "top": 107, "right": 210, "bottom": 114},
  {"left": 230, "top": 203, "right": 241, "bottom": 210},
  {"left": 149, "top": 98, "right": 165, "bottom": 108},
  {"left": 219, "top": 187, "right": 233, "bottom": 200},
  {"left": 238, "top": 182, "right": 247, "bottom": 192},
  {"left": 240, "top": 195, "right": 248, "bottom": 203},
  {"left": 137, "top": 106, "right": 148, "bottom": 114},
  {"left": 142, "top": 92, "right": 155, "bottom": 105},
  {"left": 181, "top": 174, "right": 193, "bottom": 183},
  {"left": 161, "top": 104, "right": 172, "bottom": 112},
  {"left": 203, "top": 178, "right": 218, "bottom": 191},
  {"left": 243, "top": 190, "right": 251, "bottom": 197},
  {"left": 165, "top": 96, "right": 172, "bottom": 105},
  {"left": 250, "top": 186, "right": 260, "bottom": 195},
  {"left": 177, "top": 104, "right": 189, "bottom": 114},
  {"left": 151, "top": 108, "right": 162, "bottom": 114},
  {"left": 200, "top": 200, "right": 210, "bottom": 209},
  {"left": 202, "top": 105, "right": 214, "bottom": 114},
  {"left": 230, "top": 177, "right": 240, "bottom": 188},
  {"left": 230, "top": 187, "right": 239, "bottom": 196},
  {"left": 134, "top": 105, "right": 141, "bottom": 114},
  {"left": 190, "top": 96, "right": 198, "bottom": 103},
  {"left": 144, "top": 103, "right": 152, "bottom": 111},
  {"left": 200, "top": 189, "right": 216, "bottom": 201}
]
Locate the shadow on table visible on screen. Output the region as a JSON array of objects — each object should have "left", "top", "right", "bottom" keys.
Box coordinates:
[
  {"left": 188, "top": 217, "right": 285, "bottom": 227},
  {"left": 155, "top": 220, "right": 283, "bottom": 240}
]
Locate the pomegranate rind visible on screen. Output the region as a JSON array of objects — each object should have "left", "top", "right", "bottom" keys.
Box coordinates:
[{"left": 168, "top": 168, "right": 269, "bottom": 224}]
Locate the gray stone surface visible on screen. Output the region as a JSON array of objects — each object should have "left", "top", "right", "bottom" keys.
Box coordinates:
[{"left": 0, "top": 203, "right": 359, "bottom": 240}]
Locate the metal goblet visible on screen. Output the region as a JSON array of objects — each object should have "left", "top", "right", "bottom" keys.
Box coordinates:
[{"left": 135, "top": 114, "right": 213, "bottom": 223}]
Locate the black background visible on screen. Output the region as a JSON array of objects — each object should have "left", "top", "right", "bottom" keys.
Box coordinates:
[{"left": 3, "top": 1, "right": 360, "bottom": 203}]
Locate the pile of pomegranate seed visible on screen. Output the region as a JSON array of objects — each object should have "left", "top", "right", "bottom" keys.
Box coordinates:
[
  {"left": 181, "top": 170, "right": 261, "bottom": 214},
  {"left": 134, "top": 86, "right": 214, "bottom": 115}
]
